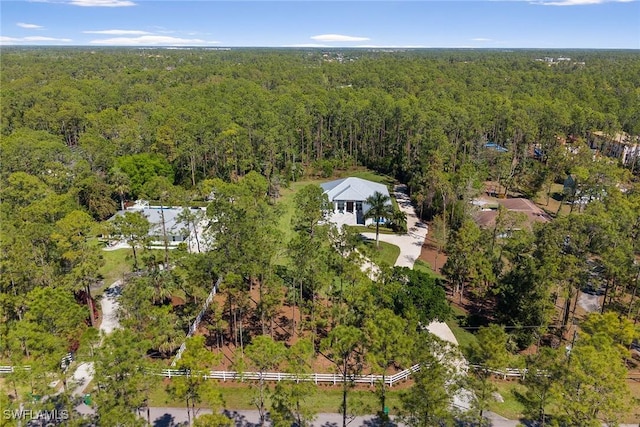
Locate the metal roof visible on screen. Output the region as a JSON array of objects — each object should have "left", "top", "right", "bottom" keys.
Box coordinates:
[{"left": 320, "top": 177, "right": 391, "bottom": 202}]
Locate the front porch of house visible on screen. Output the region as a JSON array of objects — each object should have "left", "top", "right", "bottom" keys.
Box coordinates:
[{"left": 330, "top": 200, "right": 365, "bottom": 225}]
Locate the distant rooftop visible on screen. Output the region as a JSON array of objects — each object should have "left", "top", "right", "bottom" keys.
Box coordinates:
[
  {"left": 484, "top": 142, "right": 508, "bottom": 153},
  {"left": 472, "top": 197, "right": 550, "bottom": 230}
]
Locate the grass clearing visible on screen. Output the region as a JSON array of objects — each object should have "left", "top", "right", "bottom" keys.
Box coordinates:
[
  {"left": 362, "top": 239, "right": 400, "bottom": 267},
  {"left": 99, "top": 248, "right": 131, "bottom": 287},
  {"left": 274, "top": 168, "right": 399, "bottom": 265},
  {"left": 487, "top": 379, "right": 640, "bottom": 423},
  {"left": 534, "top": 183, "right": 571, "bottom": 217},
  {"left": 446, "top": 320, "right": 477, "bottom": 351},
  {"left": 413, "top": 259, "right": 443, "bottom": 279},
  {"left": 275, "top": 179, "right": 327, "bottom": 253},
  {"left": 149, "top": 381, "right": 404, "bottom": 415},
  {"left": 487, "top": 380, "right": 527, "bottom": 420},
  {"left": 142, "top": 376, "right": 640, "bottom": 423},
  {"left": 446, "top": 305, "right": 478, "bottom": 351},
  {"left": 349, "top": 225, "right": 398, "bottom": 235}
]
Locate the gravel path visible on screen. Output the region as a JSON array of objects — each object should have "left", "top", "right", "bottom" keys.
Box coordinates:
[
  {"left": 70, "top": 279, "right": 122, "bottom": 398},
  {"left": 578, "top": 290, "right": 602, "bottom": 313}
]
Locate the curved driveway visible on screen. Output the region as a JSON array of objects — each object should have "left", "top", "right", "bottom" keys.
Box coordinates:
[
  {"left": 360, "top": 184, "right": 458, "bottom": 346},
  {"left": 360, "top": 184, "right": 428, "bottom": 268}
]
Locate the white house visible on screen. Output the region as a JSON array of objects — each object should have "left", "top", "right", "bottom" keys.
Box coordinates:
[
  {"left": 320, "top": 177, "right": 392, "bottom": 226},
  {"left": 590, "top": 131, "right": 640, "bottom": 167},
  {"left": 108, "top": 200, "right": 207, "bottom": 252}
]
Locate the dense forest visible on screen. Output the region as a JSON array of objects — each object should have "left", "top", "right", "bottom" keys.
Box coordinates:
[
  {"left": 1, "top": 48, "right": 640, "bottom": 426},
  {"left": 2, "top": 48, "right": 639, "bottom": 196}
]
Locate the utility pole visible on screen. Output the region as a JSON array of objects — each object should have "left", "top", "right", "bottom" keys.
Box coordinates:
[{"left": 566, "top": 329, "right": 578, "bottom": 366}]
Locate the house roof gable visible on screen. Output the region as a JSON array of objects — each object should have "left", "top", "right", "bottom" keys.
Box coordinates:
[{"left": 320, "top": 177, "right": 390, "bottom": 202}]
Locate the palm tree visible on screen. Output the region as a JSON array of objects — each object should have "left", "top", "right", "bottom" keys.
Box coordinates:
[
  {"left": 109, "top": 167, "right": 130, "bottom": 211},
  {"left": 390, "top": 209, "right": 407, "bottom": 233},
  {"left": 364, "top": 191, "right": 393, "bottom": 248}
]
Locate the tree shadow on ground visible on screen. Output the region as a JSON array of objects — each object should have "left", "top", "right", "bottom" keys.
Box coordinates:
[
  {"left": 153, "top": 413, "right": 180, "bottom": 427},
  {"left": 222, "top": 410, "right": 262, "bottom": 427},
  {"left": 362, "top": 416, "right": 399, "bottom": 427}
]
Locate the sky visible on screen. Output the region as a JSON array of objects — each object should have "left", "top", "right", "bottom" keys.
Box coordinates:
[{"left": 0, "top": 0, "right": 638, "bottom": 49}]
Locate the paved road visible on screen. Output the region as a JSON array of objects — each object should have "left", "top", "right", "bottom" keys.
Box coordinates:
[
  {"left": 142, "top": 408, "right": 381, "bottom": 427},
  {"left": 139, "top": 408, "right": 533, "bottom": 427}
]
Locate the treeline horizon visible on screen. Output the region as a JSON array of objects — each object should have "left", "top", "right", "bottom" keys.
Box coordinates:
[{"left": 2, "top": 48, "right": 638, "bottom": 203}]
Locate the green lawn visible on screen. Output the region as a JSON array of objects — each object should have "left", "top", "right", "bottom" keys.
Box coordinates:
[
  {"left": 446, "top": 305, "right": 478, "bottom": 351},
  {"left": 362, "top": 240, "right": 401, "bottom": 267},
  {"left": 413, "top": 259, "right": 443, "bottom": 279},
  {"left": 275, "top": 179, "right": 327, "bottom": 250},
  {"left": 147, "top": 377, "right": 640, "bottom": 423},
  {"left": 487, "top": 380, "right": 527, "bottom": 420},
  {"left": 274, "top": 168, "right": 400, "bottom": 265},
  {"left": 349, "top": 225, "right": 399, "bottom": 235},
  {"left": 99, "top": 248, "right": 131, "bottom": 287},
  {"left": 534, "top": 183, "right": 572, "bottom": 217},
  {"left": 149, "top": 381, "right": 404, "bottom": 415}
]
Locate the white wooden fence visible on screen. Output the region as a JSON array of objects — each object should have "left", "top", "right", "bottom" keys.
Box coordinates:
[
  {"left": 469, "top": 364, "right": 529, "bottom": 380},
  {"left": 151, "top": 363, "right": 422, "bottom": 387},
  {"left": 0, "top": 366, "right": 31, "bottom": 374},
  {"left": 0, "top": 352, "right": 73, "bottom": 374},
  {"left": 171, "top": 276, "right": 222, "bottom": 367},
  {"left": 150, "top": 364, "right": 532, "bottom": 386},
  {"left": 7, "top": 363, "right": 637, "bottom": 382}
]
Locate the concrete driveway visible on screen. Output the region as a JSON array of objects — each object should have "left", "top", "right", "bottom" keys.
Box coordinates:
[
  {"left": 358, "top": 184, "right": 457, "bottom": 346},
  {"left": 360, "top": 184, "right": 428, "bottom": 268}
]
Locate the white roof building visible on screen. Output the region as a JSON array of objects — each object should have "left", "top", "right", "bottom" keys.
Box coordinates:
[
  {"left": 320, "top": 177, "right": 392, "bottom": 226},
  {"left": 109, "top": 200, "right": 207, "bottom": 252}
]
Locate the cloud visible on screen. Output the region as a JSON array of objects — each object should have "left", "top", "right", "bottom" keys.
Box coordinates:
[
  {"left": 285, "top": 43, "right": 330, "bottom": 48},
  {"left": 311, "top": 34, "right": 370, "bottom": 42},
  {"left": 533, "top": 0, "right": 633, "bottom": 5},
  {"left": 472, "top": 38, "right": 492, "bottom": 42},
  {"left": 0, "top": 36, "right": 72, "bottom": 44},
  {"left": 89, "top": 35, "right": 221, "bottom": 46},
  {"left": 83, "top": 29, "right": 151, "bottom": 35},
  {"left": 69, "top": 0, "right": 136, "bottom": 7},
  {"left": 17, "top": 22, "right": 44, "bottom": 29}
]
